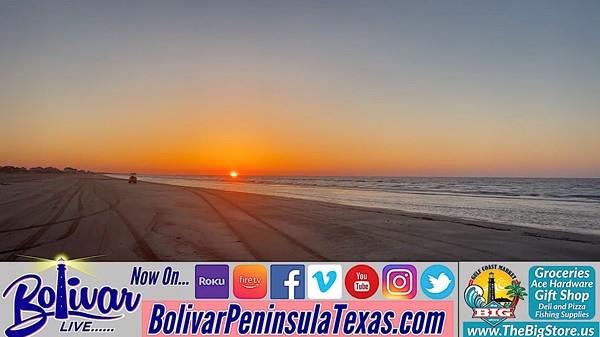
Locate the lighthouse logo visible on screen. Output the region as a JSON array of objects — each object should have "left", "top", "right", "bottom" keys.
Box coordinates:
[
  {"left": 2, "top": 258, "right": 141, "bottom": 337},
  {"left": 464, "top": 264, "right": 527, "bottom": 327}
]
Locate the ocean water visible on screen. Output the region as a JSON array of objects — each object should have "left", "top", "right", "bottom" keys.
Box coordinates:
[{"left": 108, "top": 175, "right": 600, "bottom": 235}]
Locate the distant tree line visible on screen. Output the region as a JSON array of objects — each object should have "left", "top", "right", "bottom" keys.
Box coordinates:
[{"left": 0, "top": 166, "right": 92, "bottom": 174}]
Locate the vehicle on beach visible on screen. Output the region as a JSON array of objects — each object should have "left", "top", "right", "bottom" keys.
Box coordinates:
[{"left": 128, "top": 173, "right": 137, "bottom": 184}]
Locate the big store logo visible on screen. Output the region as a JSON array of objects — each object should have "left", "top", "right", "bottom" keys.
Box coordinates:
[{"left": 464, "top": 264, "right": 525, "bottom": 326}]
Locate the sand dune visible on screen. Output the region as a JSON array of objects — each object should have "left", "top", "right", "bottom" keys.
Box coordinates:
[{"left": 0, "top": 174, "right": 598, "bottom": 261}]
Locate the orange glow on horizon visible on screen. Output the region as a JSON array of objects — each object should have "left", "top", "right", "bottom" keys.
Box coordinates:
[
  {"left": 229, "top": 170, "right": 238, "bottom": 178},
  {"left": 1, "top": 91, "right": 599, "bottom": 177}
]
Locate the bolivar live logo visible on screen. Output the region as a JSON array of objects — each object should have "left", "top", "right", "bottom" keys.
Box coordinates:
[
  {"left": 2, "top": 258, "right": 140, "bottom": 337},
  {"left": 464, "top": 264, "right": 527, "bottom": 327}
]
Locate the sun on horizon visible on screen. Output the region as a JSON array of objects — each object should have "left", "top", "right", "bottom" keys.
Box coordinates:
[{"left": 229, "top": 171, "right": 238, "bottom": 178}]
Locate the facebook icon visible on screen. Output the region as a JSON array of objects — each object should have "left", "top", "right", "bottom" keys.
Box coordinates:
[{"left": 270, "top": 265, "right": 305, "bottom": 299}]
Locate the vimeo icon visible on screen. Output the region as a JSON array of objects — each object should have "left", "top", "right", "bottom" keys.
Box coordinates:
[{"left": 308, "top": 264, "right": 342, "bottom": 299}]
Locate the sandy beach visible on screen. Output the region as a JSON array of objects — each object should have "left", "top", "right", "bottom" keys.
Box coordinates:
[{"left": 0, "top": 173, "right": 599, "bottom": 261}]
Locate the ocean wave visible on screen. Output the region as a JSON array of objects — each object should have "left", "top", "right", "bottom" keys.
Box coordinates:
[
  {"left": 108, "top": 174, "right": 600, "bottom": 235},
  {"left": 465, "top": 285, "right": 486, "bottom": 308}
]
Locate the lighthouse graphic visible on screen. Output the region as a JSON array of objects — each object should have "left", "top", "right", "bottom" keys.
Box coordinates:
[
  {"left": 487, "top": 272, "right": 496, "bottom": 304},
  {"left": 55, "top": 258, "right": 68, "bottom": 319}
]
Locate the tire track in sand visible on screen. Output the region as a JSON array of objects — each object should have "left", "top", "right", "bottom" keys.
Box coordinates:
[
  {"left": 0, "top": 184, "right": 120, "bottom": 234},
  {"left": 4, "top": 180, "right": 84, "bottom": 260},
  {"left": 183, "top": 189, "right": 262, "bottom": 260},
  {"left": 0, "top": 179, "right": 80, "bottom": 230},
  {"left": 93, "top": 182, "right": 159, "bottom": 260},
  {"left": 185, "top": 187, "right": 327, "bottom": 260}
]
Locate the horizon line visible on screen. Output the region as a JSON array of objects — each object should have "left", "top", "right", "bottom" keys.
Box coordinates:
[
  {"left": 3, "top": 165, "right": 598, "bottom": 179},
  {"left": 106, "top": 172, "right": 600, "bottom": 179}
]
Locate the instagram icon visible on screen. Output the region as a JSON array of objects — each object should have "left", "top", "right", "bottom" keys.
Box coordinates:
[{"left": 382, "top": 264, "right": 417, "bottom": 299}]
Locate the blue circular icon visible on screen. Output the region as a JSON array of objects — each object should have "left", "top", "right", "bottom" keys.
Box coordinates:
[{"left": 420, "top": 264, "right": 455, "bottom": 299}]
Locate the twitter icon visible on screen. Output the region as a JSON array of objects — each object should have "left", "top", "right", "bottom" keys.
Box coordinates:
[{"left": 420, "top": 264, "right": 455, "bottom": 299}]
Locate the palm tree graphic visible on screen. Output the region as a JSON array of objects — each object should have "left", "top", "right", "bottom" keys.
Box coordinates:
[{"left": 505, "top": 280, "right": 527, "bottom": 308}]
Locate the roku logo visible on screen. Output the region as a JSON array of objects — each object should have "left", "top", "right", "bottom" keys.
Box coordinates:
[
  {"left": 198, "top": 277, "right": 226, "bottom": 286},
  {"left": 195, "top": 265, "right": 229, "bottom": 299}
]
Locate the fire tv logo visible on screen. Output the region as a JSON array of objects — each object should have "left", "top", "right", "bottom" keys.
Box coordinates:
[
  {"left": 344, "top": 264, "right": 378, "bottom": 299},
  {"left": 233, "top": 265, "right": 267, "bottom": 299}
]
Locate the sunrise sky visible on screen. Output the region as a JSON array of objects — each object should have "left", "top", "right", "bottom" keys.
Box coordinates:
[{"left": 1, "top": 1, "right": 599, "bottom": 177}]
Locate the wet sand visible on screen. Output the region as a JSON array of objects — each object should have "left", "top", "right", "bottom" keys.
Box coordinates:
[{"left": 0, "top": 173, "right": 599, "bottom": 261}]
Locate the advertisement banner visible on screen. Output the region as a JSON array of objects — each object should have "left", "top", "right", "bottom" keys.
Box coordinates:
[
  {"left": 460, "top": 262, "right": 599, "bottom": 337},
  {"left": 0, "top": 261, "right": 458, "bottom": 337}
]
